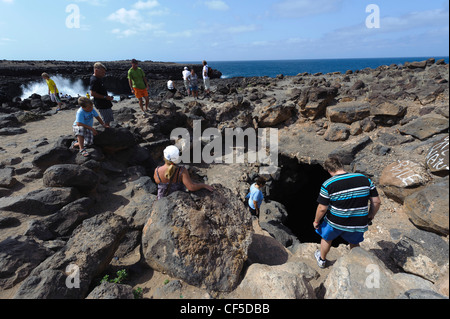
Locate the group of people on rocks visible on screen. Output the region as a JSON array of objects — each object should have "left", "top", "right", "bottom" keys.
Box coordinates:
[
  {"left": 166, "top": 60, "right": 210, "bottom": 100},
  {"left": 42, "top": 59, "right": 212, "bottom": 114},
  {"left": 41, "top": 59, "right": 214, "bottom": 155},
  {"left": 42, "top": 59, "right": 381, "bottom": 270},
  {"left": 244, "top": 157, "right": 381, "bottom": 269},
  {"left": 127, "top": 59, "right": 211, "bottom": 113}
]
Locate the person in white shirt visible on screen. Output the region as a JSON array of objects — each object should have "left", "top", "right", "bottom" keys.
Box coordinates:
[
  {"left": 182, "top": 67, "right": 191, "bottom": 96},
  {"left": 167, "top": 78, "right": 177, "bottom": 94},
  {"left": 202, "top": 60, "right": 210, "bottom": 95}
]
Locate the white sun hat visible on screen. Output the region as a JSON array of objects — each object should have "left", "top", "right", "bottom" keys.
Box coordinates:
[{"left": 163, "top": 145, "right": 181, "bottom": 164}]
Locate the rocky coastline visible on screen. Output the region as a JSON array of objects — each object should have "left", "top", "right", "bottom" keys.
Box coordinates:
[
  {"left": 0, "top": 59, "right": 222, "bottom": 102},
  {"left": 0, "top": 58, "right": 448, "bottom": 300}
]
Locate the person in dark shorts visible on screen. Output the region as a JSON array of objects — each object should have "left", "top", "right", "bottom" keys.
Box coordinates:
[
  {"left": 245, "top": 177, "right": 266, "bottom": 217},
  {"left": 89, "top": 62, "right": 114, "bottom": 126}
]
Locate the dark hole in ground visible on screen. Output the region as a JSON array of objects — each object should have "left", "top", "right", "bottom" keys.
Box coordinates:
[{"left": 268, "top": 155, "right": 347, "bottom": 247}]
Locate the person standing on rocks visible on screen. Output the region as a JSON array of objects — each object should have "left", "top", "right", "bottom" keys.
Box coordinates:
[
  {"left": 154, "top": 145, "right": 214, "bottom": 199},
  {"left": 128, "top": 59, "right": 150, "bottom": 113},
  {"left": 90, "top": 62, "right": 114, "bottom": 126},
  {"left": 313, "top": 157, "right": 381, "bottom": 268},
  {"left": 41, "top": 73, "right": 63, "bottom": 112},
  {"left": 187, "top": 68, "right": 199, "bottom": 99},
  {"left": 202, "top": 60, "right": 211, "bottom": 96},
  {"left": 182, "top": 66, "right": 191, "bottom": 96},
  {"left": 245, "top": 177, "right": 266, "bottom": 218}
]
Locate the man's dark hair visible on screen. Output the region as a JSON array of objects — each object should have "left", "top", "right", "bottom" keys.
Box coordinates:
[
  {"left": 323, "top": 157, "right": 344, "bottom": 173},
  {"left": 256, "top": 177, "right": 266, "bottom": 186}
]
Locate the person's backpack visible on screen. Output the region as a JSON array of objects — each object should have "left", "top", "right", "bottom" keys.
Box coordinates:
[{"left": 207, "top": 66, "right": 213, "bottom": 78}]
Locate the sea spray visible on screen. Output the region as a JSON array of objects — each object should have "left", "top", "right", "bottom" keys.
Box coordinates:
[{"left": 20, "top": 75, "right": 89, "bottom": 99}]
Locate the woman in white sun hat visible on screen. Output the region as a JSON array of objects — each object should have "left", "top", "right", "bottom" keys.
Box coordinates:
[{"left": 154, "top": 145, "right": 214, "bottom": 199}]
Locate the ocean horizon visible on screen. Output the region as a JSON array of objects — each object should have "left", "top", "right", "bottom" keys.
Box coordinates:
[
  {"left": 19, "top": 56, "right": 449, "bottom": 99},
  {"left": 177, "top": 56, "right": 450, "bottom": 79}
]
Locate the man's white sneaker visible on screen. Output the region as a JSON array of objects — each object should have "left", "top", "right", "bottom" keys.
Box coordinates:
[{"left": 314, "top": 250, "right": 327, "bottom": 269}]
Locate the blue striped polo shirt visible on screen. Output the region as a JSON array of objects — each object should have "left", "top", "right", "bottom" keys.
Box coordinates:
[{"left": 317, "top": 173, "right": 378, "bottom": 232}]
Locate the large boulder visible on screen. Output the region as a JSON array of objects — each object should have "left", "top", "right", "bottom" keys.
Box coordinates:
[
  {"left": 425, "top": 135, "right": 449, "bottom": 176},
  {"left": 259, "top": 200, "right": 288, "bottom": 224},
  {"left": 329, "top": 135, "right": 372, "bottom": 165},
  {"left": 14, "top": 212, "right": 128, "bottom": 299},
  {"left": 370, "top": 101, "right": 407, "bottom": 125},
  {"left": 25, "top": 197, "right": 95, "bottom": 240},
  {"left": 326, "top": 102, "right": 371, "bottom": 124},
  {"left": 43, "top": 164, "right": 99, "bottom": 193},
  {"left": 86, "top": 282, "right": 134, "bottom": 299},
  {"left": 398, "top": 114, "right": 449, "bottom": 140},
  {"left": 230, "top": 262, "right": 317, "bottom": 299},
  {"left": 0, "top": 236, "right": 53, "bottom": 290},
  {"left": 0, "top": 168, "right": 17, "bottom": 188},
  {"left": 31, "top": 147, "right": 72, "bottom": 171},
  {"left": 258, "top": 102, "right": 296, "bottom": 127},
  {"left": 323, "top": 123, "right": 350, "bottom": 141},
  {"left": 0, "top": 127, "right": 27, "bottom": 136},
  {"left": 246, "top": 233, "right": 289, "bottom": 266},
  {"left": 323, "top": 248, "right": 400, "bottom": 299},
  {"left": 390, "top": 229, "right": 449, "bottom": 283},
  {"left": 142, "top": 185, "right": 253, "bottom": 292},
  {"left": 379, "top": 160, "right": 431, "bottom": 204},
  {"left": 380, "top": 160, "right": 430, "bottom": 188},
  {"left": 403, "top": 178, "right": 449, "bottom": 236},
  {"left": 297, "top": 86, "right": 338, "bottom": 120},
  {"left": 0, "top": 187, "right": 79, "bottom": 216},
  {"left": 405, "top": 60, "right": 427, "bottom": 69},
  {"left": 0, "top": 114, "right": 20, "bottom": 128},
  {"left": 93, "top": 127, "right": 138, "bottom": 152}
]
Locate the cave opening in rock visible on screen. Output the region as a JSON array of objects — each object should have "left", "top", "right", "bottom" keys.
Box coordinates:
[{"left": 268, "top": 155, "right": 347, "bottom": 246}]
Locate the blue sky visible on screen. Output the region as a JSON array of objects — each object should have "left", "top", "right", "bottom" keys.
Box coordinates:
[{"left": 0, "top": 0, "right": 448, "bottom": 61}]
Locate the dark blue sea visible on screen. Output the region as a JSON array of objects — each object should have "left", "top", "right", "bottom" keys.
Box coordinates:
[{"left": 178, "top": 56, "right": 449, "bottom": 78}]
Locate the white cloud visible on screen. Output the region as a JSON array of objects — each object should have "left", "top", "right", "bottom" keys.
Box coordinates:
[
  {"left": 133, "top": 0, "right": 160, "bottom": 10},
  {"left": 204, "top": 1, "right": 229, "bottom": 11},
  {"left": 277, "top": 6, "right": 450, "bottom": 58},
  {"left": 273, "top": 0, "right": 343, "bottom": 18},
  {"left": 108, "top": 6, "right": 163, "bottom": 37},
  {"left": 327, "top": 7, "right": 449, "bottom": 41},
  {"left": 112, "top": 28, "right": 138, "bottom": 37},
  {"left": 108, "top": 8, "right": 142, "bottom": 25},
  {"left": 381, "top": 8, "right": 449, "bottom": 32},
  {"left": 73, "top": 0, "right": 108, "bottom": 6},
  {"left": 1, "top": 0, "right": 14, "bottom": 4}
]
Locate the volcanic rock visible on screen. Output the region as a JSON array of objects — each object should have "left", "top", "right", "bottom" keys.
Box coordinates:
[
  {"left": 142, "top": 185, "right": 253, "bottom": 292},
  {"left": 14, "top": 212, "right": 128, "bottom": 299}
]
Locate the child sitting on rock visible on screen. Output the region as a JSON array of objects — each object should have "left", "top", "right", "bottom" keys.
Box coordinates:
[{"left": 71, "top": 97, "right": 109, "bottom": 157}]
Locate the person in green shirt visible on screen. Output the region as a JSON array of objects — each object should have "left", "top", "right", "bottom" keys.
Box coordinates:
[{"left": 127, "top": 59, "right": 150, "bottom": 113}]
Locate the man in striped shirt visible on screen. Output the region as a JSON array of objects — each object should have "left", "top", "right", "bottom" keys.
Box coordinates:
[{"left": 313, "top": 157, "right": 381, "bottom": 268}]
